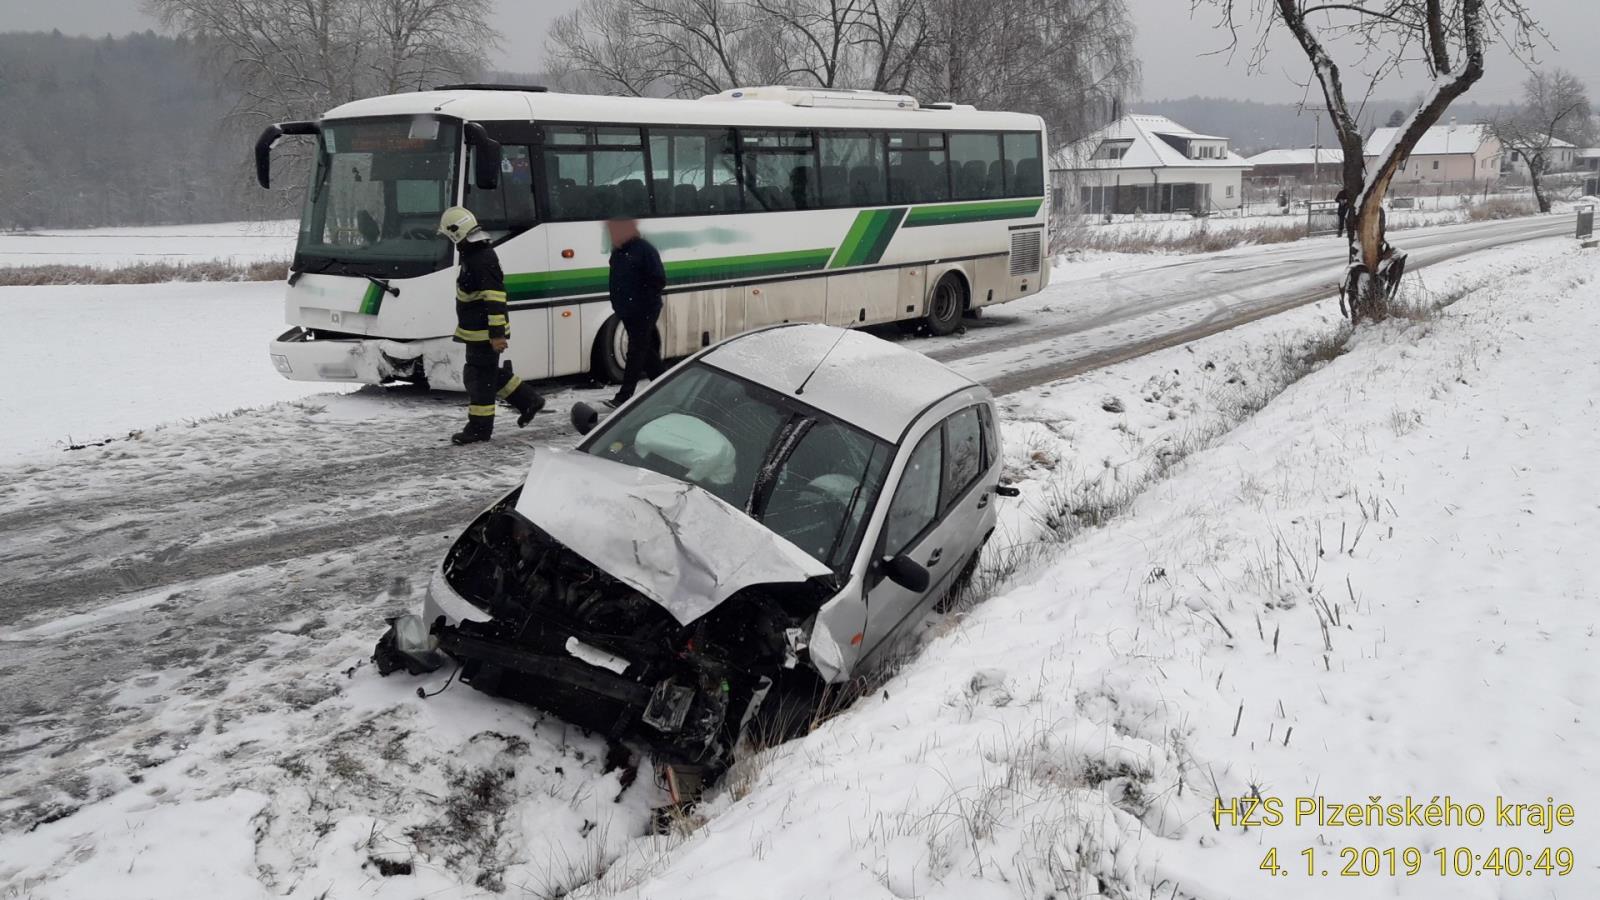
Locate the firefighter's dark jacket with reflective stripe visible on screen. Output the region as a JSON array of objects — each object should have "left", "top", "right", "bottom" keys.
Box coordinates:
[{"left": 454, "top": 240, "right": 508, "bottom": 343}]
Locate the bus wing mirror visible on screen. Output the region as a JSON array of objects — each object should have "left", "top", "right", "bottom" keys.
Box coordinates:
[
  {"left": 254, "top": 121, "right": 319, "bottom": 189},
  {"left": 465, "top": 123, "right": 502, "bottom": 190}
]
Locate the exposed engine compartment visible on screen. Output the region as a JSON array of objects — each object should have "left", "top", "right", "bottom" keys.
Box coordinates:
[{"left": 420, "top": 489, "right": 832, "bottom": 767}]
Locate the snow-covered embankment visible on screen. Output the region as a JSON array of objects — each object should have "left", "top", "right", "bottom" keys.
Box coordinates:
[{"left": 595, "top": 240, "right": 1600, "bottom": 898}]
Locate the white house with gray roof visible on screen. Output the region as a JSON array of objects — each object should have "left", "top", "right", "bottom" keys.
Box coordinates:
[
  {"left": 1050, "top": 114, "right": 1250, "bottom": 214},
  {"left": 1363, "top": 121, "right": 1502, "bottom": 185}
]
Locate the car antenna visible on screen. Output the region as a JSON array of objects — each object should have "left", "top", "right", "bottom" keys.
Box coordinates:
[{"left": 795, "top": 326, "right": 851, "bottom": 396}]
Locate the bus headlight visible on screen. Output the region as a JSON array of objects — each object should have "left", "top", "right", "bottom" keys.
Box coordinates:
[{"left": 271, "top": 354, "right": 293, "bottom": 374}]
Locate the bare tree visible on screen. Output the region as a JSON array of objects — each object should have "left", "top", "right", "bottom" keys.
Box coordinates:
[
  {"left": 1202, "top": 0, "right": 1542, "bottom": 323},
  {"left": 145, "top": 0, "right": 496, "bottom": 126},
  {"left": 1489, "top": 69, "right": 1590, "bottom": 213},
  {"left": 913, "top": 0, "right": 1137, "bottom": 146},
  {"left": 363, "top": 0, "right": 498, "bottom": 96},
  {"left": 548, "top": 0, "right": 1135, "bottom": 147}
]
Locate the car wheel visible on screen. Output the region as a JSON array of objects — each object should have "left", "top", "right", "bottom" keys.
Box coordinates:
[
  {"left": 592, "top": 315, "right": 629, "bottom": 384},
  {"left": 924, "top": 273, "right": 966, "bottom": 337}
]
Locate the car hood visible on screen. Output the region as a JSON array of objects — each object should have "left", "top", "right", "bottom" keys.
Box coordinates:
[{"left": 514, "top": 448, "right": 833, "bottom": 625}]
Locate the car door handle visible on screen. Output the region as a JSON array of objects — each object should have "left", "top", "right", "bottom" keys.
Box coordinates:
[
  {"left": 925, "top": 548, "right": 943, "bottom": 567},
  {"left": 977, "top": 494, "right": 990, "bottom": 510}
]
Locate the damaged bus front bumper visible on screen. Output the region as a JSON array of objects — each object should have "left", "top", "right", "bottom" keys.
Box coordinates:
[{"left": 269, "top": 327, "right": 465, "bottom": 388}]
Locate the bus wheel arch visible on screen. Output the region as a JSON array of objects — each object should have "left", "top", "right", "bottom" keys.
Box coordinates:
[
  {"left": 924, "top": 270, "right": 968, "bottom": 337},
  {"left": 592, "top": 315, "right": 629, "bottom": 384}
]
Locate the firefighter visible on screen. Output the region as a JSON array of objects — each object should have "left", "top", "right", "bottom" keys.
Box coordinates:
[{"left": 438, "top": 206, "right": 544, "bottom": 445}]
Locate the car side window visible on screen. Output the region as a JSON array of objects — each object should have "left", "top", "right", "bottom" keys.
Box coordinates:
[
  {"left": 883, "top": 427, "right": 942, "bottom": 556},
  {"left": 977, "top": 403, "right": 998, "bottom": 470},
  {"left": 942, "top": 406, "right": 983, "bottom": 509}
]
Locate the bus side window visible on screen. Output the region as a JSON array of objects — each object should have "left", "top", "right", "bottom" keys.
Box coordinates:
[
  {"left": 1004, "top": 132, "right": 1044, "bottom": 197},
  {"left": 647, "top": 128, "right": 733, "bottom": 216},
  {"left": 819, "top": 131, "right": 885, "bottom": 208},
  {"left": 465, "top": 144, "right": 536, "bottom": 238},
  {"left": 949, "top": 133, "right": 1002, "bottom": 200},
  {"left": 541, "top": 125, "right": 649, "bottom": 220},
  {"left": 887, "top": 132, "right": 950, "bottom": 205},
  {"left": 742, "top": 130, "right": 818, "bottom": 211}
]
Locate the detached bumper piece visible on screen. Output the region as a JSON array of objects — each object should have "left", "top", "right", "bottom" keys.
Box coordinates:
[
  {"left": 432, "top": 619, "right": 751, "bottom": 767},
  {"left": 372, "top": 615, "right": 445, "bottom": 676}
]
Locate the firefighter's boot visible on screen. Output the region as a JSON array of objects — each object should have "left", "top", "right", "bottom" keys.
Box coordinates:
[
  {"left": 512, "top": 383, "right": 545, "bottom": 427},
  {"left": 451, "top": 417, "right": 494, "bottom": 445}
]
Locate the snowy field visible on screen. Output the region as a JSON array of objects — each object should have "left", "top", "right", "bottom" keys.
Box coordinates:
[
  {"left": 0, "top": 281, "right": 344, "bottom": 460},
  {"left": 0, "top": 221, "right": 296, "bottom": 268},
  {"left": 3, "top": 236, "right": 1594, "bottom": 896}
]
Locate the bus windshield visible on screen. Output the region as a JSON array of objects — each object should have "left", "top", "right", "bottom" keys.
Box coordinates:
[{"left": 294, "top": 116, "right": 460, "bottom": 278}]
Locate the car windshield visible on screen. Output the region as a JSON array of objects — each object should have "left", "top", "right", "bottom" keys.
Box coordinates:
[
  {"left": 583, "top": 362, "right": 891, "bottom": 570},
  {"left": 294, "top": 116, "right": 459, "bottom": 278}
]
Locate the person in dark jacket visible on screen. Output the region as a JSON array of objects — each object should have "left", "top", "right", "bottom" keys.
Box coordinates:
[
  {"left": 438, "top": 206, "right": 544, "bottom": 445},
  {"left": 1335, "top": 187, "right": 1352, "bottom": 238},
  {"left": 604, "top": 217, "right": 667, "bottom": 408}
]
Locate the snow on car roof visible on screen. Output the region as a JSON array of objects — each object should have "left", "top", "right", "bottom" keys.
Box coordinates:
[{"left": 702, "top": 324, "right": 980, "bottom": 441}]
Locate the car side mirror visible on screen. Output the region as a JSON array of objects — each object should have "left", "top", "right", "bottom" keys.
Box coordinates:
[
  {"left": 571, "top": 401, "right": 599, "bottom": 435},
  {"left": 465, "top": 122, "right": 502, "bottom": 190},
  {"left": 995, "top": 484, "right": 1020, "bottom": 498},
  {"left": 881, "top": 554, "right": 930, "bottom": 593}
]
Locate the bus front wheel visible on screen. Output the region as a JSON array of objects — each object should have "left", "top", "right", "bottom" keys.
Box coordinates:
[
  {"left": 592, "top": 316, "right": 629, "bottom": 384},
  {"left": 924, "top": 273, "right": 966, "bottom": 337}
]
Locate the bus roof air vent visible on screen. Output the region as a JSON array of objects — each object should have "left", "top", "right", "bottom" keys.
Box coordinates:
[
  {"left": 703, "top": 86, "right": 921, "bottom": 111},
  {"left": 434, "top": 83, "right": 550, "bottom": 93}
]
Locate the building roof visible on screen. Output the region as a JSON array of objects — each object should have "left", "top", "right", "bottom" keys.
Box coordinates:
[
  {"left": 1580, "top": 148, "right": 1600, "bottom": 159},
  {"left": 1246, "top": 147, "right": 1345, "bottom": 167},
  {"left": 702, "top": 323, "right": 981, "bottom": 441},
  {"left": 1364, "top": 123, "right": 1496, "bottom": 158},
  {"left": 1050, "top": 114, "right": 1250, "bottom": 171}
]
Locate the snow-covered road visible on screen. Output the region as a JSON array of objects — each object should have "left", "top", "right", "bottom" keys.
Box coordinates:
[{"left": 0, "top": 215, "right": 1579, "bottom": 894}]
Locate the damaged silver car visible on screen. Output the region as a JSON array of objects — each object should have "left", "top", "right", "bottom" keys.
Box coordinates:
[{"left": 375, "top": 323, "right": 1013, "bottom": 779}]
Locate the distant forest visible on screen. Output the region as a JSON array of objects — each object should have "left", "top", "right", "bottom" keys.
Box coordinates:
[
  {"left": 0, "top": 29, "right": 1515, "bottom": 229},
  {"left": 0, "top": 31, "right": 253, "bottom": 229},
  {"left": 1139, "top": 96, "right": 1503, "bottom": 158}
]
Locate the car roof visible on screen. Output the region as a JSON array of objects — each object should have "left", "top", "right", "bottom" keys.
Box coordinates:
[{"left": 700, "top": 324, "right": 982, "bottom": 441}]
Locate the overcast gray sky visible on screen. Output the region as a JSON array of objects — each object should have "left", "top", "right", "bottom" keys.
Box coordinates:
[{"left": 6, "top": 0, "right": 1596, "bottom": 104}]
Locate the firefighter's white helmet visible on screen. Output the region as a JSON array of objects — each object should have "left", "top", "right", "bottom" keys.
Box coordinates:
[{"left": 437, "top": 206, "right": 482, "bottom": 244}]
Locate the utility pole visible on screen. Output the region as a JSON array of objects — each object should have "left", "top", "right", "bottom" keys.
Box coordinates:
[{"left": 1304, "top": 105, "right": 1329, "bottom": 197}]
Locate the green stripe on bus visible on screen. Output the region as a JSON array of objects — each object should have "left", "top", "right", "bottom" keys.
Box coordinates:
[
  {"left": 902, "top": 197, "right": 1043, "bottom": 227},
  {"left": 359, "top": 282, "right": 384, "bottom": 315},
  {"left": 830, "top": 208, "right": 906, "bottom": 268},
  {"left": 859, "top": 208, "right": 906, "bottom": 265},
  {"left": 505, "top": 247, "right": 835, "bottom": 302}
]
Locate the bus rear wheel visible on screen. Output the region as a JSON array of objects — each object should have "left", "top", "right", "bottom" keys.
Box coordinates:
[
  {"left": 592, "top": 316, "right": 629, "bottom": 385},
  {"left": 924, "top": 273, "right": 966, "bottom": 337}
]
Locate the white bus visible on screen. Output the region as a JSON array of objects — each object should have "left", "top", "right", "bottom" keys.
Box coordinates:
[{"left": 256, "top": 85, "right": 1049, "bottom": 389}]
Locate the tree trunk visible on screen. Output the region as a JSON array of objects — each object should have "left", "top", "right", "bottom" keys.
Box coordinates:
[
  {"left": 1348, "top": 170, "right": 1394, "bottom": 323},
  {"left": 1530, "top": 171, "right": 1550, "bottom": 213}
]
